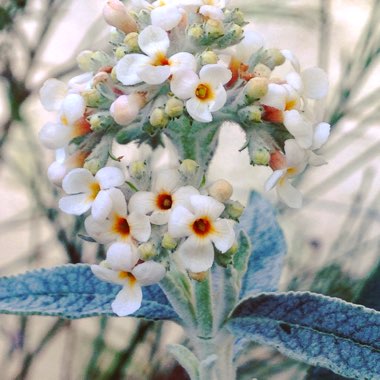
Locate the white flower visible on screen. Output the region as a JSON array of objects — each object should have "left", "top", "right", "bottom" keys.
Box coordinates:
[
  {"left": 168, "top": 194, "right": 235, "bottom": 272},
  {"left": 85, "top": 188, "right": 151, "bottom": 244},
  {"left": 59, "top": 167, "right": 125, "bottom": 219},
  {"left": 265, "top": 139, "right": 307, "bottom": 208},
  {"left": 91, "top": 242, "right": 165, "bottom": 316},
  {"left": 170, "top": 64, "right": 231, "bottom": 122},
  {"left": 39, "top": 94, "right": 90, "bottom": 150},
  {"left": 116, "top": 25, "right": 196, "bottom": 85},
  {"left": 110, "top": 93, "right": 145, "bottom": 126},
  {"left": 150, "top": 0, "right": 186, "bottom": 31},
  {"left": 39, "top": 73, "right": 92, "bottom": 112},
  {"left": 307, "top": 122, "right": 331, "bottom": 166},
  {"left": 129, "top": 168, "right": 199, "bottom": 225}
]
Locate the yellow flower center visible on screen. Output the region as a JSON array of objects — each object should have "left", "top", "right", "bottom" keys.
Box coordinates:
[
  {"left": 152, "top": 52, "right": 170, "bottom": 66},
  {"left": 88, "top": 182, "right": 101, "bottom": 201},
  {"left": 195, "top": 83, "right": 214, "bottom": 102},
  {"left": 118, "top": 271, "right": 137, "bottom": 285}
]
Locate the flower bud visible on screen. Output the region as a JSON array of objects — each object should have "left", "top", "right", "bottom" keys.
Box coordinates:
[
  {"left": 161, "top": 233, "right": 177, "bottom": 250},
  {"left": 88, "top": 114, "right": 103, "bottom": 131},
  {"left": 138, "top": 242, "right": 157, "bottom": 260},
  {"left": 103, "top": 0, "right": 138, "bottom": 34},
  {"left": 225, "top": 200, "right": 245, "bottom": 220},
  {"left": 165, "top": 98, "right": 184, "bottom": 118},
  {"left": 228, "top": 23, "right": 243, "bottom": 40},
  {"left": 187, "top": 24, "right": 204, "bottom": 40},
  {"left": 264, "top": 48, "right": 285, "bottom": 69},
  {"left": 179, "top": 159, "right": 199, "bottom": 177},
  {"left": 200, "top": 50, "right": 218, "bottom": 65},
  {"left": 253, "top": 63, "right": 272, "bottom": 78},
  {"left": 93, "top": 72, "right": 109, "bottom": 86},
  {"left": 208, "top": 179, "right": 233, "bottom": 202},
  {"left": 124, "top": 32, "right": 139, "bottom": 51},
  {"left": 84, "top": 157, "right": 102, "bottom": 175},
  {"left": 129, "top": 160, "right": 147, "bottom": 180},
  {"left": 269, "top": 150, "right": 286, "bottom": 170},
  {"left": 76, "top": 50, "right": 94, "bottom": 71},
  {"left": 149, "top": 108, "right": 169, "bottom": 128},
  {"left": 251, "top": 148, "right": 270, "bottom": 166},
  {"left": 114, "top": 46, "right": 127, "bottom": 59},
  {"left": 245, "top": 77, "right": 268, "bottom": 101},
  {"left": 110, "top": 93, "right": 145, "bottom": 126},
  {"left": 204, "top": 19, "right": 224, "bottom": 38},
  {"left": 82, "top": 89, "right": 102, "bottom": 108},
  {"left": 188, "top": 270, "right": 208, "bottom": 281},
  {"left": 238, "top": 105, "right": 263, "bottom": 123}
]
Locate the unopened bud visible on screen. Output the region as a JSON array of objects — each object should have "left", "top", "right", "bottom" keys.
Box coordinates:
[
  {"left": 89, "top": 114, "right": 103, "bottom": 131},
  {"left": 165, "top": 98, "right": 184, "bottom": 118},
  {"left": 82, "top": 89, "right": 102, "bottom": 108},
  {"left": 187, "top": 24, "right": 204, "bottom": 40},
  {"left": 269, "top": 150, "right": 286, "bottom": 170},
  {"left": 200, "top": 50, "right": 218, "bottom": 65},
  {"left": 253, "top": 63, "right": 272, "bottom": 78},
  {"left": 229, "top": 9, "right": 245, "bottom": 25},
  {"left": 188, "top": 270, "right": 208, "bottom": 281},
  {"left": 265, "top": 48, "right": 285, "bottom": 69},
  {"left": 208, "top": 179, "right": 233, "bottom": 202},
  {"left": 103, "top": 0, "right": 138, "bottom": 34},
  {"left": 124, "top": 32, "right": 139, "bottom": 51},
  {"left": 161, "top": 233, "right": 177, "bottom": 250},
  {"left": 179, "top": 159, "right": 199, "bottom": 177},
  {"left": 138, "top": 242, "right": 157, "bottom": 260},
  {"left": 239, "top": 105, "right": 263, "bottom": 123},
  {"left": 76, "top": 50, "right": 94, "bottom": 71},
  {"left": 84, "top": 158, "right": 101, "bottom": 175},
  {"left": 93, "top": 72, "right": 109, "bottom": 86},
  {"left": 129, "top": 160, "right": 147, "bottom": 179},
  {"left": 204, "top": 19, "right": 224, "bottom": 38},
  {"left": 110, "top": 93, "right": 144, "bottom": 126},
  {"left": 251, "top": 148, "right": 270, "bottom": 166},
  {"left": 228, "top": 23, "right": 243, "bottom": 40},
  {"left": 114, "top": 46, "right": 127, "bottom": 59},
  {"left": 225, "top": 200, "right": 245, "bottom": 220},
  {"left": 245, "top": 77, "right": 268, "bottom": 101},
  {"left": 149, "top": 108, "right": 169, "bottom": 128}
]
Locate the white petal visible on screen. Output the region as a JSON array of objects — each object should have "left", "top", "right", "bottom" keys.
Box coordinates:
[
  {"left": 39, "top": 122, "right": 71, "bottom": 150},
  {"left": 150, "top": 210, "right": 170, "bottom": 225},
  {"left": 264, "top": 170, "right": 285, "bottom": 191},
  {"left": 208, "top": 84, "right": 227, "bottom": 112},
  {"left": 47, "top": 161, "right": 67, "bottom": 186},
  {"left": 177, "top": 236, "right": 214, "bottom": 272},
  {"left": 286, "top": 72, "right": 303, "bottom": 93},
  {"left": 169, "top": 52, "right": 197, "bottom": 74},
  {"left": 116, "top": 54, "right": 150, "bottom": 85},
  {"left": 109, "top": 188, "right": 128, "bottom": 216},
  {"left": 312, "top": 122, "right": 330, "bottom": 149},
  {"left": 91, "top": 265, "right": 122, "bottom": 285},
  {"left": 283, "top": 110, "right": 313, "bottom": 149},
  {"left": 62, "top": 168, "right": 94, "bottom": 194},
  {"left": 153, "top": 169, "right": 180, "bottom": 193},
  {"left": 186, "top": 98, "right": 212, "bottom": 122},
  {"left": 301, "top": 67, "right": 329, "bottom": 99},
  {"left": 95, "top": 166, "right": 125, "bottom": 189},
  {"left": 137, "top": 64, "right": 171, "bottom": 85},
  {"left": 128, "top": 191, "right": 156, "bottom": 215},
  {"left": 128, "top": 212, "right": 151, "bottom": 242},
  {"left": 112, "top": 284, "right": 142, "bottom": 316},
  {"left": 138, "top": 25, "right": 169, "bottom": 57},
  {"left": 235, "top": 31, "right": 265, "bottom": 63},
  {"left": 284, "top": 139, "right": 308, "bottom": 170},
  {"left": 85, "top": 216, "right": 114, "bottom": 244},
  {"left": 277, "top": 179, "right": 303, "bottom": 208},
  {"left": 39, "top": 79, "right": 67, "bottom": 111},
  {"left": 199, "top": 5, "right": 224, "bottom": 20},
  {"left": 67, "top": 72, "right": 93, "bottom": 92},
  {"left": 260, "top": 83, "right": 287, "bottom": 110},
  {"left": 190, "top": 194, "right": 224, "bottom": 219},
  {"left": 199, "top": 64, "right": 232, "bottom": 86},
  {"left": 62, "top": 94, "right": 86, "bottom": 125},
  {"left": 172, "top": 186, "right": 199, "bottom": 208},
  {"left": 106, "top": 242, "right": 139, "bottom": 271},
  {"left": 150, "top": 5, "right": 183, "bottom": 31},
  {"left": 308, "top": 151, "right": 327, "bottom": 166},
  {"left": 132, "top": 261, "right": 166, "bottom": 285},
  {"left": 168, "top": 205, "right": 194, "bottom": 238},
  {"left": 170, "top": 70, "right": 198, "bottom": 99},
  {"left": 92, "top": 190, "right": 113, "bottom": 220},
  {"left": 211, "top": 219, "right": 235, "bottom": 252},
  {"left": 59, "top": 194, "right": 92, "bottom": 215},
  {"left": 281, "top": 49, "right": 300, "bottom": 72}
]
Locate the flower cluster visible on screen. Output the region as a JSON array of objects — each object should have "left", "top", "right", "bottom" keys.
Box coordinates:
[{"left": 38, "top": 0, "right": 331, "bottom": 315}]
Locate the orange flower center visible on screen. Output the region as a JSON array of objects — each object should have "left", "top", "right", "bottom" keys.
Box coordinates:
[
  {"left": 192, "top": 217, "right": 213, "bottom": 237},
  {"left": 156, "top": 193, "right": 173, "bottom": 210},
  {"left": 195, "top": 83, "right": 214, "bottom": 101},
  {"left": 112, "top": 216, "right": 130, "bottom": 237},
  {"left": 152, "top": 52, "right": 170, "bottom": 66},
  {"left": 118, "top": 271, "right": 137, "bottom": 285}
]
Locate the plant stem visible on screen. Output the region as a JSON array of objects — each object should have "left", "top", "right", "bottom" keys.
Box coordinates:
[{"left": 194, "top": 273, "right": 213, "bottom": 338}]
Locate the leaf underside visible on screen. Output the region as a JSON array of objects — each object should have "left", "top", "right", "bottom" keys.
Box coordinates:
[
  {"left": 0, "top": 265, "right": 179, "bottom": 321},
  {"left": 228, "top": 292, "right": 380, "bottom": 379}
]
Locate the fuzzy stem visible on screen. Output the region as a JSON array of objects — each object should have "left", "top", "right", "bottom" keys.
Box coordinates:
[{"left": 194, "top": 273, "right": 213, "bottom": 338}]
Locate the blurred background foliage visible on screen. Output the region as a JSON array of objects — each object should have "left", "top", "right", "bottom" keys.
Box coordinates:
[{"left": 0, "top": 0, "right": 379, "bottom": 379}]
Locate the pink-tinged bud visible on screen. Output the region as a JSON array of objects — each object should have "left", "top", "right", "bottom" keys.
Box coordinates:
[
  {"left": 269, "top": 150, "right": 286, "bottom": 170},
  {"left": 110, "top": 93, "right": 145, "bottom": 126},
  {"left": 103, "top": 0, "right": 137, "bottom": 34},
  {"left": 93, "top": 72, "right": 109, "bottom": 86}
]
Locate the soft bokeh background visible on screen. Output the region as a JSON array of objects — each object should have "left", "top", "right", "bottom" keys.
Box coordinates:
[{"left": 0, "top": 0, "right": 379, "bottom": 379}]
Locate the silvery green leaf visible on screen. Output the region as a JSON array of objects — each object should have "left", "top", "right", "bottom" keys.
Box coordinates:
[
  {"left": 227, "top": 292, "right": 380, "bottom": 379},
  {"left": 168, "top": 344, "right": 200, "bottom": 380},
  {"left": 0, "top": 264, "right": 179, "bottom": 321},
  {"left": 238, "top": 191, "right": 286, "bottom": 298}
]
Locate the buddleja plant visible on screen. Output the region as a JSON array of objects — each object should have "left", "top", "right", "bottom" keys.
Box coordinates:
[{"left": 0, "top": 0, "right": 379, "bottom": 379}]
